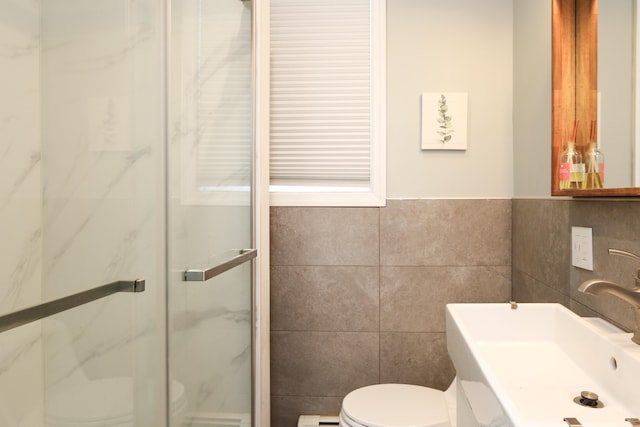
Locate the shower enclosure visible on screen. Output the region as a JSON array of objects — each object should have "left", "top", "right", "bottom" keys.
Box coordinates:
[{"left": 0, "top": 0, "right": 259, "bottom": 425}]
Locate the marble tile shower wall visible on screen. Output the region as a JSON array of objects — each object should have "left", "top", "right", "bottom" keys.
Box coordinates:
[
  {"left": 0, "top": 2, "right": 43, "bottom": 422},
  {"left": 270, "top": 199, "right": 512, "bottom": 427},
  {"left": 513, "top": 199, "right": 640, "bottom": 332}
]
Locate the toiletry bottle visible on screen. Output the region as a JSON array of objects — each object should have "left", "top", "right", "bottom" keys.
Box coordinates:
[
  {"left": 584, "top": 142, "right": 604, "bottom": 189},
  {"left": 559, "top": 142, "right": 585, "bottom": 190}
]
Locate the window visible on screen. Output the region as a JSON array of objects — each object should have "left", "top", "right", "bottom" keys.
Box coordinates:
[{"left": 269, "top": 0, "right": 386, "bottom": 206}]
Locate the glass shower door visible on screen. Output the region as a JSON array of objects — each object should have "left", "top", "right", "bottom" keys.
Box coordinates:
[
  {"left": 168, "top": 0, "right": 254, "bottom": 425},
  {"left": 0, "top": 0, "right": 168, "bottom": 425},
  {"left": 39, "top": 0, "right": 168, "bottom": 426}
]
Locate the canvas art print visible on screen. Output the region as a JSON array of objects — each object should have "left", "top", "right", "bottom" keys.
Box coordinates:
[{"left": 421, "top": 92, "right": 468, "bottom": 150}]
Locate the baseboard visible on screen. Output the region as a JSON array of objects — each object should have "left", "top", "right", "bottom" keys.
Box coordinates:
[{"left": 297, "top": 415, "right": 340, "bottom": 426}]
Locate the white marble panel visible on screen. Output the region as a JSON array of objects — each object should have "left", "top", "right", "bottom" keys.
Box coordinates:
[
  {"left": 0, "top": 0, "right": 43, "bottom": 424},
  {"left": 0, "top": 0, "right": 42, "bottom": 313}
]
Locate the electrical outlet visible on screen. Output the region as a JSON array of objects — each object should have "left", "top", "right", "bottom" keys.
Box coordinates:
[{"left": 572, "top": 226, "right": 593, "bottom": 271}]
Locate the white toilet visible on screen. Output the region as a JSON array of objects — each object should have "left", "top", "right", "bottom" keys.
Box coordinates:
[{"left": 339, "top": 379, "right": 456, "bottom": 427}]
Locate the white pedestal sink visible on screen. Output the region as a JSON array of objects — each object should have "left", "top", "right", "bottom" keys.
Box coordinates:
[{"left": 446, "top": 303, "right": 640, "bottom": 427}]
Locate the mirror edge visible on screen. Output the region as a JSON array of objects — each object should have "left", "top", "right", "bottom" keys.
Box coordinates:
[{"left": 552, "top": 0, "right": 576, "bottom": 196}]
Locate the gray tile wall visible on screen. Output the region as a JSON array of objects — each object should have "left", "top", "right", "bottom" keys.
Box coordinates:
[
  {"left": 512, "top": 199, "right": 640, "bottom": 331},
  {"left": 270, "top": 199, "right": 512, "bottom": 426}
]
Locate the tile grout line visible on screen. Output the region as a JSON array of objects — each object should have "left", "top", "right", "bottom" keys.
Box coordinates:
[{"left": 378, "top": 206, "right": 381, "bottom": 384}]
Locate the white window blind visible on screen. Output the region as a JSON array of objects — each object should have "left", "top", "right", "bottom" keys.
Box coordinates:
[{"left": 269, "top": 0, "right": 386, "bottom": 206}]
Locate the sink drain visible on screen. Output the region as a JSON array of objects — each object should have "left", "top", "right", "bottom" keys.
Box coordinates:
[{"left": 573, "top": 391, "right": 604, "bottom": 408}]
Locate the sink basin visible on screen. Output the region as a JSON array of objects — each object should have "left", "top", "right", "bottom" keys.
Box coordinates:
[{"left": 446, "top": 303, "right": 640, "bottom": 427}]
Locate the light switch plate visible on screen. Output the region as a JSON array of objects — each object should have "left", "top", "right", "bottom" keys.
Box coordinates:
[{"left": 572, "top": 226, "right": 593, "bottom": 271}]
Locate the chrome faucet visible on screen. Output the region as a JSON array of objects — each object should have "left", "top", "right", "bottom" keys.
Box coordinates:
[{"left": 578, "top": 248, "right": 640, "bottom": 345}]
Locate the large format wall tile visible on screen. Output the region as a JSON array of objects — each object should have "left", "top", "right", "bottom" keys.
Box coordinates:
[
  {"left": 511, "top": 268, "right": 571, "bottom": 307},
  {"left": 270, "top": 207, "right": 379, "bottom": 266},
  {"left": 271, "top": 200, "right": 512, "bottom": 426},
  {"left": 0, "top": 2, "right": 45, "bottom": 422},
  {"left": 569, "top": 201, "right": 640, "bottom": 286},
  {"left": 512, "top": 199, "right": 640, "bottom": 333},
  {"left": 380, "top": 266, "right": 511, "bottom": 332},
  {"left": 512, "top": 199, "right": 571, "bottom": 295},
  {"left": 380, "top": 199, "right": 511, "bottom": 266},
  {"left": 271, "top": 331, "right": 379, "bottom": 397},
  {"left": 567, "top": 201, "right": 640, "bottom": 329},
  {"left": 380, "top": 332, "right": 454, "bottom": 390},
  {"left": 271, "top": 197, "right": 640, "bottom": 426},
  {"left": 271, "top": 266, "right": 379, "bottom": 332}
]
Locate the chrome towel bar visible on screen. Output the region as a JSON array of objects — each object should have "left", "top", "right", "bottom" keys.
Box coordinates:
[
  {"left": 0, "top": 279, "right": 145, "bottom": 334},
  {"left": 184, "top": 248, "right": 257, "bottom": 282}
]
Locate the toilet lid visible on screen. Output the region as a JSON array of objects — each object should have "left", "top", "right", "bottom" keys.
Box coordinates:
[{"left": 341, "top": 384, "right": 450, "bottom": 427}]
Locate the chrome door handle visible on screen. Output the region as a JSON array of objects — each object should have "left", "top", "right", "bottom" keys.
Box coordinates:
[
  {"left": 183, "top": 249, "right": 257, "bottom": 282},
  {"left": 0, "top": 279, "right": 145, "bottom": 333}
]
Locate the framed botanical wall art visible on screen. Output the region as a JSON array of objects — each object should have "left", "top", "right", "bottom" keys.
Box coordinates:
[{"left": 421, "top": 92, "right": 468, "bottom": 151}]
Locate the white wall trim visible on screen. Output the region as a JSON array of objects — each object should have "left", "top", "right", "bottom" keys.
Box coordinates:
[{"left": 254, "top": 0, "right": 271, "bottom": 425}]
